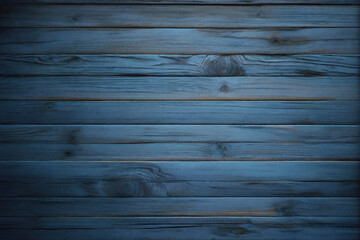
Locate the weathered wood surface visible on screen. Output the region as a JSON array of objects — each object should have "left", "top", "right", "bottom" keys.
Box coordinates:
[
  {"left": 1, "top": 28, "right": 358, "bottom": 54},
  {"left": 0, "top": 143, "right": 359, "bottom": 161},
  {"left": 0, "top": 161, "right": 358, "bottom": 197},
  {"left": 1, "top": 76, "right": 358, "bottom": 100},
  {"left": 1, "top": 197, "right": 358, "bottom": 217},
  {"left": 1, "top": 101, "right": 358, "bottom": 124},
  {"left": 1, "top": 125, "right": 358, "bottom": 143},
  {"left": 2, "top": 0, "right": 359, "bottom": 4},
  {"left": 1, "top": 54, "right": 358, "bottom": 77},
  {"left": 1, "top": 5, "right": 359, "bottom": 28},
  {"left": 0, "top": 217, "right": 359, "bottom": 240},
  {"left": 0, "top": 0, "right": 359, "bottom": 239}
]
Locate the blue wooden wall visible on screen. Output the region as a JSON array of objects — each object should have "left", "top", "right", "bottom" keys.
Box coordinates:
[{"left": 0, "top": 0, "right": 359, "bottom": 239}]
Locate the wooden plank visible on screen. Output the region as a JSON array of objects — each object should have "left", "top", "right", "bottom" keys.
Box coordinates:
[
  {"left": 0, "top": 101, "right": 358, "bottom": 124},
  {"left": 1, "top": 125, "right": 358, "bottom": 143},
  {"left": 1, "top": 0, "right": 359, "bottom": 4},
  {"left": 1, "top": 216, "right": 358, "bottom": 229},
  {"left": 0, "top": 217, "right": 358, "bottom": 240},
  {"left": 0, "top": 161, "right": 358, "bottom": 197},
  {"left": 0, "top": 197, "right": 358, "bottom": 217},
  {"left": 1, "top": 76, "right": 358, "bottom": 101},
  {"left": 1, "top": 54, "right": 357, "bottom": 77},
  {"left": 0, "top": 28, "right": 358, "bottom": 54},
  {"left": 0, "top": 143, "right": 358, "bottom": 161},
  {"left": 2, "top": 161, "right": 356, "bottom": 181},
  {"left": 1, "top": 5, "right": 358, "bottom": 28}
]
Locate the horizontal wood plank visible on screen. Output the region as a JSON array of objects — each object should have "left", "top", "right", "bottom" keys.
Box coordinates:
[
  {"left": 1, "top": 125, "right": 358, "bottom": 143},
  {"left": 0, "top": 143, "right": 358, "bottom": 160},
  {"left": 0, "top": 28, "right": 358, "bottom": 54},
  {"left": 1, "top": 101, "right": 358, "bottom": 124},
  {"left": 1, "top": 197, "right": 358, "bottom": 217},
  {"left": 1, "top": 5, "right": 359, "bottom": 28},
  {"left": 0, "top": 161, "right": 358, "bottom": 197},
  {"left": 0, "top": 217, "right": 359, "bottom": 240},
  {"left": 1, "top": 54, "right": 358, "bottom": 77},
  {"left": 1, "top": 76, "right": 358, "bottom": 101},
  {"left": 1, "top": 0, "right": 358, "bottom": 4}
]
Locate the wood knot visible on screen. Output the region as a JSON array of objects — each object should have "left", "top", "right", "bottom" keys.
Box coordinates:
[
  {"left": 275, "top": 200, "right": 296, "bottom": 216},
  {"left": 43, "top": 102, "right": 55, "bottom": 110},
  {"left": 256, "top": 10, "right": 264, "bottom": 18},
  {"left": 215, "top": 142, "right": 228, "bottom": 158},
  {"left": 71, "top": 14, "right": 80, "bottom": 22},
  {"left": 269, "top": 35, "right": 309, "bottom": 46},
  {"left": 199, "top": 55, "right": 245, "bottom": 76},
  {"left": 64, "top": 150, "right": 73, "bottom": 158},
  {"left": 220, "top": 84, "right": 229, "bottom": 93},
  {"left": 68, "top": 129, "right": 80, "bottom": 144},
  {"left": 99, "top": 164, "right": 170, "bottom": 197}
]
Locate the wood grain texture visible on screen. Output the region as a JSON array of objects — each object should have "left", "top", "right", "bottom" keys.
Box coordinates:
[
  {"left": 0, "top": 28, "right": 358, "bottom": 54},
  {"left": 1, "top": 76, "right": 358, "bottom": 100},
  {"left": 1, "top": 197, "right": 358, "bottom": 217},
  {"left": 0, "top": 217, "right": 359, "bottom": 240},
  {"left": 1, "top": 54, "right": 358, "bottom": 77},
  {"left": 1, "top": 101, "right": 358, "bottom": 124},
  {"left": 0, "top": 161, "right": 358, "bottom": 197},
  {"left": 1, "top": 125, "right": 358, "bottom": 143},
  {"left": 0, "top": 143, "right": 358, "bottom": 161},
  {"left": 1, "top": 5, "right": 359, "bottom": 28},
  {"left": 2, "top": 0, "right": 359, "bottom": 4}
]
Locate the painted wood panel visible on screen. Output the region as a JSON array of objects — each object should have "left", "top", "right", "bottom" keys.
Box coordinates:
[
  {"left": 0, "top": 161, "right": 358, "bottom": 197},
  {"left": 0, "top": 142, "right": 359, "bottom": 161},
  {"left": 1, "top": 101, "right": 358, "bottom": 124},
  {"left": 1, "top": 125, "right": 358, "bottom": 143},
  {"left": 1, "top": 76, "right": 358, "bottom": 100},
  {"left": 1, "top": 28, "right": 358, "bottom": 54},
  {"left": 0, "top": 0, "right": 358, "bottom": 238},
  {"left": 1, "top": 5, "right": 359, "bottom": 28},
  {"left": 2, "top": 0, "right": 359, "bottom": 4},
  {"left": 1, "top": 197, "right": 358, "bottom": 217},
  {"left": 1, "top": 54, "right": 358, "bottom": 77},
  {"left": 0, "top": 217, "right": 359, "bottom": 240}
]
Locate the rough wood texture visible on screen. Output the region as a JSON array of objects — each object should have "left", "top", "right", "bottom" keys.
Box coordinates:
[
  {"left": 0, "top": 161, "right": 358, "bottom": 197},
  {"left": 1, "top": 28, "right": 358, "bottom": 54},
  {"left": 2, "top": 0, "right": 359, "bottom": 4},
  {"left": 1, "top": 197, "right": 358, "bottom": 217},
  {"left": 1, "top": 101, "right": 358, "bottom": 124},
  {"left": 0, "top": 142, "right": 359, "bottom": 161},
  {"left": 1, "top": 1, "right": 359, "bottom": 239},
  {"left": 1, "top": 76, "right": 358, "bottom": 100},
  {"left": 1, "top": 5, "right": 359, "bottom": 28},
  {"left": 0, "top": 217, "right": 359, "bottom": 240},
  {"left": 1, "top": 125, "right": 358, "bottom": 143},
  {"left": 1, "top": 54, "right": 358, "bottom": 77}
]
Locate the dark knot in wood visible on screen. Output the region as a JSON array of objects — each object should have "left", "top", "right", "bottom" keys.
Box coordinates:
[
  {"left": 93, "top": 164, "right": 170, "bottom": 197},
  {"left": 43, "top": 102, "right": 55, "bottom": 110},
  {"left": 220, "top": 84, "right": 230, "bottom": 93},
  {"left": 200, "top": 55, "right": 245, "bottom": 76},
  {"left": 215, "top": 142, "right": 228, "bottom": 158}
]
